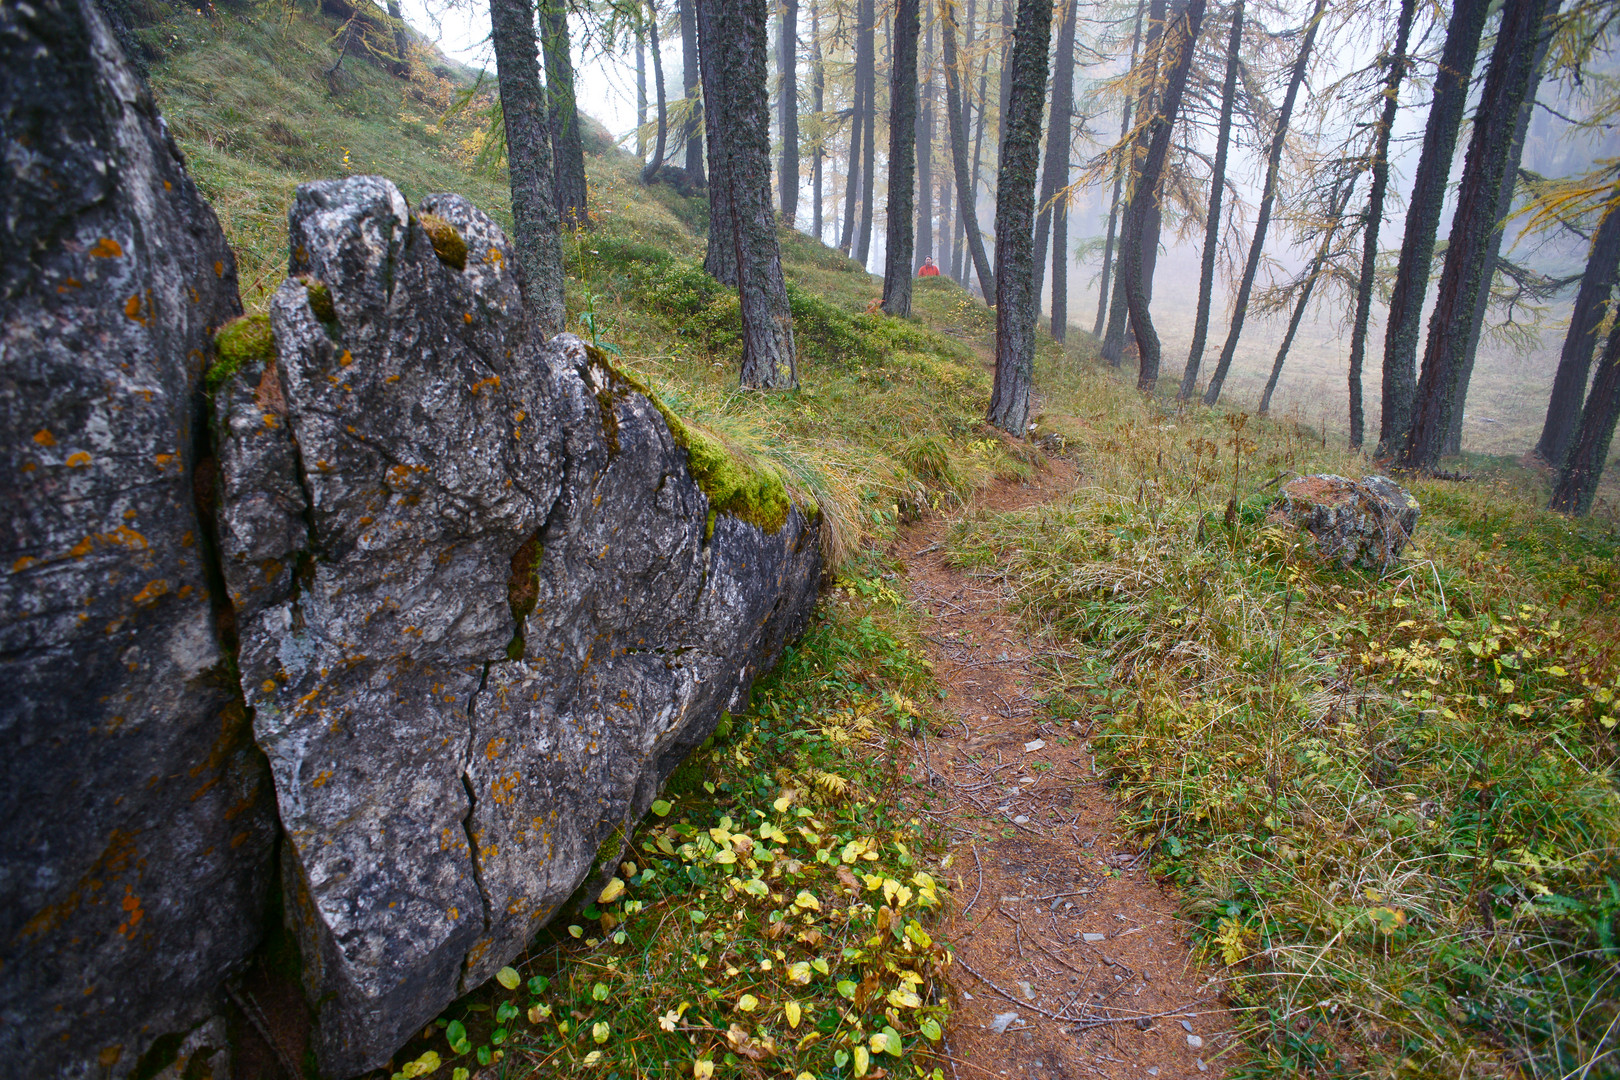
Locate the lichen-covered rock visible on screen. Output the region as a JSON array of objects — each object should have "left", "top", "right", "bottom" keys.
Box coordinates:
[
  {"left": 215, "top": 176, "right": 821, "bottom": 1076},
  {"left": 1273, "top": 474, "right": 1420, "bottom": 570},
  {"left": 0, "top": 1, "right": 278, "bottom": 1075}
]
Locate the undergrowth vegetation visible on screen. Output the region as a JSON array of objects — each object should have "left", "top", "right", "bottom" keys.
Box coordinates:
[
  {"left": 382, "top": 582, "right": 955, "bottom": 1080},
  {"left": 949, "top": 393, "right": 1620, "bottom": 1077}
]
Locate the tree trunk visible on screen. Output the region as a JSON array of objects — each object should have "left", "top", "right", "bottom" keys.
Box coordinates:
[
  {"left": 488, "top": 0, "right": 565, "bottom": 336},
  {"left": 384, "top": 0, "right": 410, "bottom": 77},
  {"left": 1443, "top": 35, "right": 1551, "bottom": 456},
  {"left": 883, "top": 0, "right": 921, "bottom": 314},
  {"left": 1376, "top": 0, "right": 1489, "bottom": 456},
  {"left": 636, "top": 18, "right": 648, "bottom": 161},
  {"left": 779, "top": 0, "right": 800, "bottom": 222},
  {"left": 1032, "top": 0, "right": 1078, "bottom": 317},
  {"left": 1537, "top": 186, "right": 1620, "bottom": 465},
  {"left": 1051, "top": 174, "right": 1068, "bottom": 340},
  {"left": 644, "top": 0, "right": 670, "bottom": 182},
  {"left": 1401, "top": 0, "right": 1559, "bottom": 471},
  {"left": 698, "top": 0, "right": 738, "bottom": 283},
  {"left": 855, "top": 0, "right": 878, "bottom": 267},
  {"left": 811, "top": 0, "right": 825, "bottom": 239},
  {"left": 962, "top": 37, "right": 992, "bottom": 286},
  {"left": 1201, "top": 0, "right": 1323, "bottom": 406},
  {"left": 1259, "top": 175, "right": 1356, "bottom": 415},
  {"left": 1179, "top": 0, "right": 1242, "bottom": 398},
  {"left": 938, "top": 151, "right": 955, "bottom": 277},
  {"left": 986, "top": 0, "right": 1054, "bottom": 433},
  {"left": 680, "top": 0, "right": 705, "bottom": 180},
  {"left": 541, "top": 0, "right": 588, "bottom": 227},
  {"left": 838, "top": 31, "right": 866, "bottom": 254},
  {"left": 1094, "top": 0, "right": 1145, "bottom": 339},
  {"left": 941, "top": 0, "right": 996, "bottom": 300},
  {"left": 699, "top": 0, "right": 799, "bottom": 387},
  {"left": 1550, "top": 314, "right": 1620, "bottom": 516},
  {"left": 917, "top": 15, "right": 935, "bottom": 265},
  {"left": 1101, "top": 0, "right": 1165, "bottom": 367},
  {"left": 1122, "top": 0, "right": 1205, "bottom": 393},
  {"left": 1343, "top": 0, "right": 1415, "bottom": 445}
]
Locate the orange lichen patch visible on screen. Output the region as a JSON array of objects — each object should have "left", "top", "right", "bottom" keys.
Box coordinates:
[
  {"left": 70, "top": 537, "right": 94, "bottom": 558},
  {"left": 57, "top": 277, "right": 82, "bottom": 292},
  {"left": 230, "top": 831, "right": 250, "bottom": 848},
  {"left": 123, "top": 294, "right": 146, "bottom": 324},
  {"left": 487, "top": 247, "right": 504, "bottom": 267},
  {"left": 89, "top": 238, "right": 124, "bottom": 258},
  {"left": 463, "top": 312, "right": 474, "bottom": 324},
  {"left": 154, "top": 453, "right": 175, "bottom": 469},
  {"left": 485, "top": 736, "right": 507, "bottom": 761},
  {"left": 311, "top": 769, "right": 333, "bottom": 788},
  {"left": 130, "top": 580, "right": 168, "bottom": 605},
  {"left": 98, "top": 1046, "right": 122, "bottom": 1068},
  {"left": 385, "top": 374, "right": 401, "bottom": 383},
  {"left": 66, "top": 452, "right": 91, "bottom": 468},
  {"left": 13, "top": 556, "right": 36, "bottom": 573},
  {"left": 470, "top": 375, "right": 500, "bottom": 394},
  {"left": 33, "top": 429, "right": 56, "bottom": 447},
  {"left": 181, "top": 530, "right": 195, "bottom": 547},
  {"left": 447, "top": 907, "right": 460, "bottom": 921},
  {"left": 490, "top": 771, "right": 519, "bottom": 806},
  {"left": 214, "top": 260, "right": 225, "bottom": 277},
  {"left": 19, "top": 829, "right": 140, "bottom": 942},
  {"left": 339, "top": 350, "right": 354, "bottom": 368}
]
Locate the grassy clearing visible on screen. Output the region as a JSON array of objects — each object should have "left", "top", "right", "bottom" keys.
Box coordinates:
[
  {"left": 948, "top": 383, "right": 1620, "bottom": 1077},
  {"left": 381, "top": 584, "right": 956, "bottom": 1080}
]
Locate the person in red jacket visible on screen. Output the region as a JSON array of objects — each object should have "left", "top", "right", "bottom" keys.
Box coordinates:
[{"left": 918, "top": 256, "right": 940, "bottom": 277}]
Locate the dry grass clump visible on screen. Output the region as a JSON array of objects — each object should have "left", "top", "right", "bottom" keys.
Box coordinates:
[{"left": 948, "top": 381, "right": 1620, "bottom": 1078}]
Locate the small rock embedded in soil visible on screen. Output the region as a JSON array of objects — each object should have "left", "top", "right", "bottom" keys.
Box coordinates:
[
  {"left": 1187, "top": 1034, "right": 1205, "bottom": 1049},
  {"left": 990, "top": 1011, "right": 1021, "bottom": 1033},
  {"left": 1272, "top": 473, "right": 1420, "bottom": 569}
]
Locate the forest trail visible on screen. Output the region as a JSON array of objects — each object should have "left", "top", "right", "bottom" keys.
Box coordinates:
[{"left": 893, "top": 463, "right": 1234, "bottom": 1080}]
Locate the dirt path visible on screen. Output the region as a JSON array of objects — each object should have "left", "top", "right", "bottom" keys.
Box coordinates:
[{"left": 893, "top": 466, "right": 1232, "bottom": 1080}]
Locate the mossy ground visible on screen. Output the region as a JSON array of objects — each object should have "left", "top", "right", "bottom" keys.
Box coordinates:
[{"left": 145, "top": 5, "right": 1620, "bottom": 1077}]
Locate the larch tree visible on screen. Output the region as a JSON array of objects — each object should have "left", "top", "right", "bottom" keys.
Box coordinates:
[
  {"left": 1122, "top": 0, "right": 1207, "bottom": 393},
  {"left": 679, "top": 0, "right": 705, "bottom": 179},
  {"left": 1550, "top": 314, "right": 1620, "bottom": 516},
  {"left": 883, "top": 0, "right": 923, "bottom": 315},
  {"left": 1342, "top": 0, "right": 1416, "bottom": 447},
  {"left": 636, "top": 13, "right": 647, "bottom": 160},
  {"left": 1178, "top": 0, "right": 1242, "bottom": 398},
  {"left": 854, "top": 0, "right": 879, "bottom": 266},
  {"left": 1401, "top": 0, "right": 1561, "bottom": 471},
  {"left": 1537, "top": 185, "right": 1620, "bottom": 465},
  {"left": 1376, "top": 0, "right": 1490, "bottom": 456},
  {"left": 840, "top": 0, "right": 870, "bottom": 255},
  {"left": 917, "top": 13, "right": 935, "bottom": 266},
  {"left": 1095, "top": 0, "right": 1146, "bottom": 338},
  {"left": 541, "top": 0, "right": 589, "bottom": 226},
  {"left": 697, "top": 0, "right": 799, "bottom": 386},
  {"left": 698, "top": 0, "right": 738, "bottom": 282},
  {"left": 488, "top": 0, "right": 566, "bottom": 336},
  {"left": 985, "top": 0, "right": 1054, "bottom": 433},
  {"left": 643, "top": 0, "right": 670, "bottom": 181},
  {"left": 779, "top": 0, "right": 801, "bottom": 220},
  {"left": 810, "top": 0, "right": 826, "bottom": 239},
  {"left": 1032, "top": 0, "right": 1079, "bottom": 327},
  {"left": 1201, "top": 0, "right": 1325, "bottom": 406},
  {"left": 942, "top": 0, "right": 996, "bottom": 298}
]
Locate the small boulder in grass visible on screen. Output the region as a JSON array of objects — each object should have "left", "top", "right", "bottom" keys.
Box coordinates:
[{"left": 1272, "top": 474, "right": 1420, "bottom": 570}]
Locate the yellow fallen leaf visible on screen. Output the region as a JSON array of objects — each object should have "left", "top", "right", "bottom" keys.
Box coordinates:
[
  {"left": 785, "top": 1000, "right": 802, "bottom": 1028},
  {"left": 694, "top": 1060, "right": 714, "bottom": 1079},
  {"left": 598, "top": 877, "right": 626, "bottom": 904},
  {"left": 736, "top": 994, "right": 759, "bottom": 1012}
]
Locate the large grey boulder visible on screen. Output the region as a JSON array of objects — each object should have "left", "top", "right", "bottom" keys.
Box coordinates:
[
  {"left": 0, "top": 1, "right": 278, "bottom": 1075},
  {"left": 214, "top": 176, "right": 821, "bottom": 1076},
  {"left": 1273, "top": 474, "right": 1421, "bottom": 570}
]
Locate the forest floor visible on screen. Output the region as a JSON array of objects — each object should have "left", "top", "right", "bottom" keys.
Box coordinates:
[{"left": 895, "top": 466, "right": 1233, "bottom": 1080}]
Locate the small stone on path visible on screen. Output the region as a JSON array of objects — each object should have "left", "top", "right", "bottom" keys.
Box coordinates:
[{"left": 990, "top": 1011, "right": 1020, "bottom": 1034}]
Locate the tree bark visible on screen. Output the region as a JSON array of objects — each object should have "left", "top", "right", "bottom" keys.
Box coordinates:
[
  {"left": 1375, "top": 0, "right": 1489, "bottom": 456},
  {"left": 636, "top": 17, "right": 648, "bottom": 161},
  {"left": 1259, "top": 175, "right": 1356, "bottom": 415},
  {"left": 839, "top": 27, "right": 866, "bottom": 254},
  {"left": 986, "top": 0, "right": 1054, "bottom": 433},
  {"left": 1201, "top": 0, "right": 1323, "bottom": 406},
  {"left": 1050, "top": 178, "right": 1068, "bottom": 340},
  {"left": 917, "top": 14, "right": 935, "bottom": 265},
  {"left": 962, "top": 27, "right": 992, "bottom": 286},
  {"left": 1537, "top": 187, "right": 1620, "bottom": 466},
  {"left": 811, "top": 0, "right": 825, "bottom": 239},
  {"left": 941, "top": 0, "right": 996, "bottom": 300},
  {"left": 488, "top": 0, "right": 566, "bottom": 336},
  {"left": 644, "top": 0, "right": 670, "bottom": 182},
  {"left": 1401, "top": 0, "right": 1559, "bottom": 471},
  {"left": 1179, "top": 0, "right": 1242, "bottom": 398},
  {"left": 541, "top": 0, "right": 588, "bottom": 227},
  {"left": 779, "top": 0, "right": 801, "bottom": 221},
  {"left": 883, "top": 0, "right": 921, "bottom": 315},
  {"left": 854, "top": 0, "right": 878, "bottom": 267},
  {"left": 698, "top": 0, "right": 738, "bottom": 283},
  {"left": 1094, "top": 0, "right": 1145, "bottom": 339},
  {"left": 1550, "top": 314, "right": 1620, "bottom": 516},
  {"left": 699, "top": 0, "right": 799, "bottom": 387},
  {"left": 1122, "top": 0, "right": 1205, "bottom": 393},
  {"left": 938, "top": 148, "right": 955, "bottom": 277},
  {"left": 1343, "top": 0, "right": 1415, "bottom": 446},
  {"left": 1101, "top": 0, "right": 1165, "bottom": 367},
  {"left": 1443, "top": 35, "right": 1550, "bottom": 456},
  {"left": 680, "top": 0, "right": 705, "bottom": 180},
  {"left": 1032, "top": 0, "right": 1078, "bottom": 317}
]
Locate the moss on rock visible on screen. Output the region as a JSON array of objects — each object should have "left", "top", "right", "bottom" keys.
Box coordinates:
[
  {"left": 207, "top": 312, "right": 274, "bottom": 389},
  {"left": 417, "top": 212, "right": 467, "bottom": 271},
  {"left": 302, "top": 277, "right": 337, "bottom": 323}
]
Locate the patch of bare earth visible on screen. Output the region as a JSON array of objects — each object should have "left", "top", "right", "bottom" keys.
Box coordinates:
[{"left": 894, "top": 465, "right": 1234, "bottom": 1080}]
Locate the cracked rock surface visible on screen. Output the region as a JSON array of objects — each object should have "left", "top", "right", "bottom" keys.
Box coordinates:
[
  {"left": 0, "top": 1, "right": 277, "bottom": 1075},
  {"left": 215, "top": 176, "right": 821, "bottom": 1076}
]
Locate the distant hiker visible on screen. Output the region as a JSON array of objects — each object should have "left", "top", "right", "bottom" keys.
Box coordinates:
[{"left": 918, "top": 257, "right": 940, "bottom": 277}]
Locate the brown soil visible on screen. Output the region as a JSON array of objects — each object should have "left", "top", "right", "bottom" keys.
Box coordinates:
[{"left": 893, "top": 465, "right": 1234, "bottom": 1080}]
